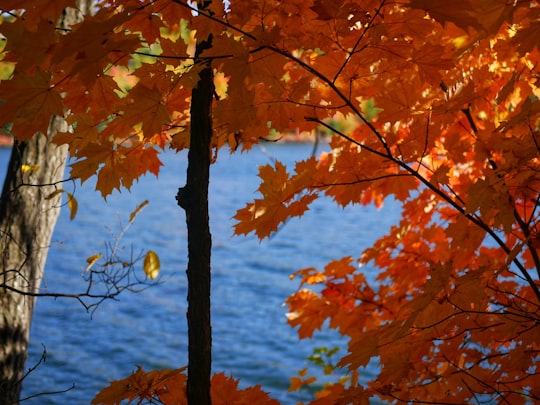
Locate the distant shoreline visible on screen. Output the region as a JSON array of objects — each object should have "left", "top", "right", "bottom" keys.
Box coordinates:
[
  {"left": 0, "top": 134, "right": 13, "bottom": 148},
  {"left": 0, "top": 132, "right": 328, "bottom": 149},
  {"left": 270, "top": 131, "right": 330, "bottom": 144}
]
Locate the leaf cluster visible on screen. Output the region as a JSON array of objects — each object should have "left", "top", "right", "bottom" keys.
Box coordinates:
[
  {"left": 2, "top": 0, "right": 540, "bottom": 403},
  {"left": 92, "top": 367, "right": 279, "bottom": 405}
]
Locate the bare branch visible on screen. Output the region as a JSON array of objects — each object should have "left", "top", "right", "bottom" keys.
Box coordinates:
[{"left": 17, "top": 345, "right": 75, "bottom": 404}]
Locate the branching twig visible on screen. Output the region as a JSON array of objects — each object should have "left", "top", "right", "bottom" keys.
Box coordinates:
[
  {"left": 16, "top": 345, "right": 75, "bottom": 404},
  {"left": 18, "top": 384, "right": 75, "bottom": 404},
  {"left": 3, "top": 201, "right": 161, "bottom": 315}
]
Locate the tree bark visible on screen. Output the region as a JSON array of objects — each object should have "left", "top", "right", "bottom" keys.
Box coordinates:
[
  {"left": 0, "top": 121, "right": 68, "bottom": 404},
  {"left": 0, "top": 4, "right": 90, "bottom": 404},
  {"left": 176, "top": 40, "right": 214, "bottom": 405}
]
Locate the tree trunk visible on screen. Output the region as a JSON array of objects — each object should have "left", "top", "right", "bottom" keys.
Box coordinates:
[
  {"left": 0, "top": 4, "right": 90, "bottom": 404},
  {"left": 176, "top": 39, "right": 214, "bottom": 405},
  {"left": 0, "top": 121, "right": 68, "bottom": 403}
]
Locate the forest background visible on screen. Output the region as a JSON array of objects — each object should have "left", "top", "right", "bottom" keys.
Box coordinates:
[{"left": 0, "top": 0, "right": 539, "bottom": 404}]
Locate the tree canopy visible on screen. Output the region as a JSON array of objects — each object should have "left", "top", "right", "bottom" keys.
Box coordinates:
[{"left": 1, "top": 0, "right": 539, "bottom": 403}]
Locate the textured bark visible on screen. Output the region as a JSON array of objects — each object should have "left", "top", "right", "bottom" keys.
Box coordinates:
[
  {"left": 0, "top": 121, "right": 68, "bottom": 404},
  {"left": 176, "top": 43, "right": 214, "bottom": 405},
  {"left": 0, "top": 4, "right": 90, "bottom": 404}
]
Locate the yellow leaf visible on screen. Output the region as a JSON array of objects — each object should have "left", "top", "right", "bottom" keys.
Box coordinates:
[
  {"left": 45, "top": 189, "right": 64, "bottom": 200},
  {"left": 45, "top": 189, "right": 78, "bottom": 220},
  {"left": 21, "top": 164, "right": 40, "bottom": 173},
  {"left": 66, "top": 191, "right": 78, "bottom": 221},
  {"left": 129, "top": 200, "right": 149, "bottom": 223},
  {"left": 143, "top": 250, "right": 160, "bottom": 279},
  {"left": 85, "top": 253, "right": 103, "bottom": 273}
]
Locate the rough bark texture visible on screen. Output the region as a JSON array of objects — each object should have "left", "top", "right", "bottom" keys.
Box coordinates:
[
  {"left": 176, "top": 47, "right": 214, "bottom": 405},
  {"left": 0, "top": 121, "right": 68, "bottom": 404},
  {"left": 0, "top": 4, "right": 90, "bottom": 404}
]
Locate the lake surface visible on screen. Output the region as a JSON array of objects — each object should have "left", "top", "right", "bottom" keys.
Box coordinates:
[{"left": 0, "top": 143, "right": 400, "bottom": 404}]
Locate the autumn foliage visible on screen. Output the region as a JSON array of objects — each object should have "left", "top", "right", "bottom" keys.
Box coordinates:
[
  {"left": 1, "top": 0, "right": 540, "bottom": 403},
  {"left": 92, "top": 367, "right": 279, "bottom": 405}
]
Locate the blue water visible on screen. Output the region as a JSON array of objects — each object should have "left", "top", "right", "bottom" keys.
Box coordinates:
[{"left": 0, "top": 143, "right": 400, "bottom": 404}]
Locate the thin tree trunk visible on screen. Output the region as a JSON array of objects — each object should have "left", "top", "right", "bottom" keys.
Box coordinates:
[
  {"left": 0, "top": 4, "right": 90, "bottom": 404},
  {"left": 176, "top": 38, "right": 214, "bottom": 405}
]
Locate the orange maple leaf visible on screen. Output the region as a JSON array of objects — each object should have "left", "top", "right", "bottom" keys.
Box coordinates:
[
  {"left": 0, "top": 70, "right": 64, "bottom": 140},
  {"left": 0, "top": 0, "right": 75, "bottom": 28},
  {"left": 410, "top": 0, "right": 514, "bottom": 38},
  {"left": 120, "top": 84, "right": 171, "bottom": 139},
  {"left": 234, "top": 158, "right": 318, "bottom": 239},
  {"left": 0, "top": 19, "right": 57, "bottom": 72},
  {"left": 92, "top": 366, "right": 187, "bottom": 405}
]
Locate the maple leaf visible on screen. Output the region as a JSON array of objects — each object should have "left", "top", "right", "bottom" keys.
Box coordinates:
[
  {"left": 310, "top": 0, "right": 339, "bottom": 21},
  {"left": 429, "top": 165, "right": 451, "bottom": 186},
  {"left": 0, "top": 19, "right": 57, "bottom": 72},
  {"left": 286, "top": 289, "right": 330, "bottom": 339},
  {"left": 338, "top": 330, "right": 379, "bottom": 370},
  {"left": 8, "top": 1, "right": 540, "bottom": 403},
  {"left": 377, "top": 339, "right": 415, "bottom": 384},
  {"left": 398, "top": 262, "right": 453, "bottom": 327},
  {"left": 121, "top": 3, "right": 164, "bottom": 46},
  {"left": 511, "top": 20, "right": 540, "bottom": 55},
  {"left": 451, "top": 269, "right": 488, "bottom": 310},
  {"left": 0, "top": 0, "right": 76, "bottom": 28},
  {"left": 0, "top": 70, "right": 64, "bottom": 140},
  {"left": 411, "top": 42, "right": 455, "bottom": 84},
  {"left": 92, "top": 366, "right": 187, "bottom": 405},
  {"left": 121, "top": 146, "right": 163, "bottom": 189},
  {"left": 310, "top": 0, "right": 366, "bottom": 25},
  {"left": 52, "top": 9, "right": 141, "bottom": 85},
  {"left": 59, "top": 74, "right": 123, "bottom": 120},
  {"left": 69, "top": 142, "right": 161, "bottom": 197},
  {"left": 53, "top": 113, "right": 99, "bottom": 154},
  {"left": 120, "top": 84, "right": 171, "bottom": 139},
  {"left": 155, "top": 373, "right": 188, "bottom": 404},
  {"left": 157, "top": 2, "right": 192, "bottom": 31},
  {"left": 410, "top": 0, "right": 514, "bottom": 38},
  {"left": 464, "top": 178, "right": 494, "bottom": 217},
  {"left": 92, "top": 366, "right": 150, "bottom": 405},
  {"left": 234, "top": 159, "right": 318, "bottom": 239},
  {"left": 69, "top": 141, "right": 114, "bottom": 184}
]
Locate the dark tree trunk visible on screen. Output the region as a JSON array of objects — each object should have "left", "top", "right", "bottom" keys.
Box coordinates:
[
  {"left": 0, "top": 4, "right": 90, "bottom": 404},
  {"left": 176, "top": 38, "right": 215, "bottom": 405}
]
